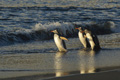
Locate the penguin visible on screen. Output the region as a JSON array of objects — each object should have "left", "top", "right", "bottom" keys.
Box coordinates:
[
  {"left": 51, "top": 29, "right": 68, "bottom": 52},
  {"left": 84, "top": 29, "right": 101, "bottom": 51},
  {"left": 76, "top": 27, "right": 90, "bottom": 49}
]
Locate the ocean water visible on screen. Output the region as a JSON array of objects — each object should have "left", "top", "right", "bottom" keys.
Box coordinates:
[
  {"left": 0, "top": 0, "right": 120, "bottom": 79},
  {"left": 0, "top": 0, "right": 120, "bottom": 45}
]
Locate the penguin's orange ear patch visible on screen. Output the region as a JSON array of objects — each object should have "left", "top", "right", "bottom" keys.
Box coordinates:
[{"left": 60, "top": 37, "right": 68, "bottom": 41}]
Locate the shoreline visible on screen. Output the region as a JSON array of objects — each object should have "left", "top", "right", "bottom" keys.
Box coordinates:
[
  {"left": 0, "top": 67, "right": 120, "bottom": 80},
  {"left": 45, "top": 69, "right": 120, "bottom": 80}
]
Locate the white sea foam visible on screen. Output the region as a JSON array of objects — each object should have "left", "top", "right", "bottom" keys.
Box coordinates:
[
  {"left": 34, "top": 22, "right": 75, "bottom": 36},
  {"left": 34, "top": 21, "right": 119, "bottom": 35}
]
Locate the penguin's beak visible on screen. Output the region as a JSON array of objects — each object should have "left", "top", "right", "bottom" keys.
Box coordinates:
[
  {"left": 51, "top": 31, "right": 54, "bottom": 32},
  {"left": 75, "top": 28, "right": 79, "bottom": 29},
  {"left": 81, "top": 31, "right": 85, "bottom": 33}
]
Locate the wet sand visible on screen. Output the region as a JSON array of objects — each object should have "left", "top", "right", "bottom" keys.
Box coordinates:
[
  {"left": 0, "top": 48, "right": 120, "bottom": 80},
  {"left": 1, "top": 69, "right": 120, "bottom": 80},
  {"left": 46, "top": 70, "right": 120, "bottom": 80},
  {"left": 0, "top": 35, "right": 120, "bottom": 80}
]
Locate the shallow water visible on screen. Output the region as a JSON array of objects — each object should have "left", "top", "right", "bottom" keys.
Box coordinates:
[
  {"left": 0, "top": 48, "right": 120, "bottom": 79},
  {"left": 0, "top": 33, "right": 120, "bottom": 79}
]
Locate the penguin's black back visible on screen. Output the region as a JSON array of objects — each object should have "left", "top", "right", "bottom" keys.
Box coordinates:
[{"left": 91, "top": 33, "right": 101, "bottom": 50}]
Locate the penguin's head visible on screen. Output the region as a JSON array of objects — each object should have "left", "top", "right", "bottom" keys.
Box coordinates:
[
  {"left": 51, "top": 29, "right": 59, "bottom": 34},
  {"left": 75, "top": 27, "right": 84, "bottom": 33},
  {"left": 84, "top": 29, "right": 91, "bottom": 34}
]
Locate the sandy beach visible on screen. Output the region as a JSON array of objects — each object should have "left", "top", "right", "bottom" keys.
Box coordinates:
[
  {"left": 0, "top": 69, "right": 120, "bottom": 80},
  {"left": 46, "top": 70, "right": 120, "bottom": 80},
  {"left": 0, "top": 48, "right": 120, "bottom": 80},
  {"left": 0, "top": 36, "right": 120, "bottom": 80}
]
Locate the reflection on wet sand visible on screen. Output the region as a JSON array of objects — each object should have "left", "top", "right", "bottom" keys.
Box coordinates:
[
  {"left": 54, "top": 52, "right": 69, "bottom": 77},
  {"left": 78, "top": 49, "right": 98, "bottom": 74},
  {"left": 54, "top": 49, "right": 100, "bottom": 77}
]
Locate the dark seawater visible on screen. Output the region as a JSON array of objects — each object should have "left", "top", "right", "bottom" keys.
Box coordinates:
[
  {"left": 0, "top": 6, "right": 120, "bottom": 45},
  {"left": 0, "top": 0, "right": 120, "bottom": 79}
]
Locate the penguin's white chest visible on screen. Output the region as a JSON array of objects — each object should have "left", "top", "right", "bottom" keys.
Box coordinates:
[
  {"left": 78, "top": 32, "right": 87, "bottom": 48},
  {"left": 86, "top": 33, "right": 95, "bottom": 49},
  {"left": 54, "top": 34, "right": 66, "bottom": 51}
]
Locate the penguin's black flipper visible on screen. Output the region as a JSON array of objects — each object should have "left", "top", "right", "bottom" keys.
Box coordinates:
[
  {"left": 86, "top": 38, "right": 91, "bottom": 48},
  {"left": 62, "top": 40, "right": 67, "bottom": 49}
]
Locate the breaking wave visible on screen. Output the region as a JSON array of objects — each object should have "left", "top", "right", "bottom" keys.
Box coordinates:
[{"left": 0, "top": 21, "right": 117, "bottom": 46}]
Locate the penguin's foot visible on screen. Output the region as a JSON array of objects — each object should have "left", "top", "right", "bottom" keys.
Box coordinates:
[{"left": 82, "top": 48, "right": 90, "bottom": 51}]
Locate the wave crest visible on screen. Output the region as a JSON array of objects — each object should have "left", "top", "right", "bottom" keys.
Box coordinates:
[{"left": 0, "top": 21, "right": 115, "bottom": 46}]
